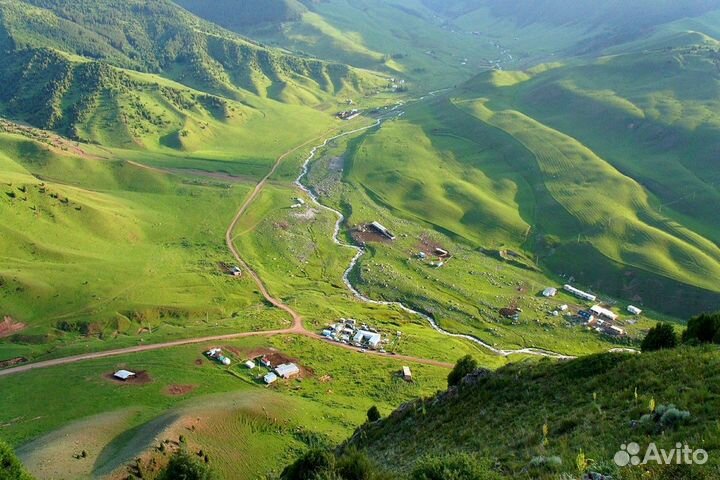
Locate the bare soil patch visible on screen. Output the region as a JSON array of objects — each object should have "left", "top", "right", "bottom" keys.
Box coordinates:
[
  {"left": 165, "top": 384, "right": 197, "bottom": 396},
  {"left": 0, "top": 316, "right": 26, "bottom": 338},
  {"left": 0, "top": 356, "right": 27, "bottom": 369},
  {"left": 351, "top": 228, "right": 390, "bottom": 245},
  {"left": 104, "top": 370, "right": 152, "bottom": 385},
  {"left": 416, "top": 233, "right": 450, "bottom": 258}
]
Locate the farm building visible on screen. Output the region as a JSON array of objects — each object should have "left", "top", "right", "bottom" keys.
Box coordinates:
[
  {"left": 607, "top": 325, "right": 626, "bottom": 336},
  {"left": 245, "top": 360, "right": 256, "bottom": 369},
  {"left": 628, "top": 305, "right": 642, "bottom": 315},
  {"left": 542, "top": 287, "right": 557, "bottom": 297},
  {"left": 590, "top": 305, "right": 618, "bottom": 321},
  {"left": 259, "top": 356, "right": 272, "bottom": 368},
  {"left": 113, "top": 370, "right": 136, "bottom": 381},
  {"left": 206, "top": 348, "right": 231, "bottom": 365},
  {"left": 353, "top": 330, "right": 382, "bottom": 349},
  {"left": 264, "top": 372, "right": 278, "bottom": 384},
  {"left": 230, "top": 266, "right": 241, "bottom": 276},
  {"left": 402, "top": 366, "right": 412, "bottom": 381},
  {"left": 370, "top": 221, "right": 396, "bottom": 240},
  {"left": 563, "top": 284, "right": 597, "bottom": 302},
  {"left": 275, "top": 363, "right": 300, "bottom": 379}
]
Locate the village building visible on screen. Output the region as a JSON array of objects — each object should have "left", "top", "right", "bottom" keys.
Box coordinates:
[
  {"left": 628, "top": 305, "right": 642, "bottom": 315},
  {"left": 370, "top": 221, "right": 396, "bottom": 240},
  {"left": 275, "top": 363, "right": 300, "bottom": 379},
  {"left": 244, "top": 360, "right": 256, "bottom": 369},
  {"left": 402, "top": 366, "right": 412, "bottom": 382},
  {"left": 264, "top": 372, "right": 278, "bottom": 384},
  {"left": 113, "top": 370, "right": 136, "bottom": 381},
  {"left": 590, "top": 305, "right": 618, "bottom": 321},
  {"left": 542, "top": 287, "right": 557, "bottom": 297},
  {"left": 353, "top": 330, "right": 382, "bottom": 349},
  {"left": 563, "top": 284, "right": 597, "bottom": 302}
]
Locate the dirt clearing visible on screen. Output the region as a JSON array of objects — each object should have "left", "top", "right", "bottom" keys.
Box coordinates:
[
  {"left": 165, "top": 384, "right": 197, "bottom": 396},
  {"left": 0, "top": 316, "right": 26, "bottom": 338}
]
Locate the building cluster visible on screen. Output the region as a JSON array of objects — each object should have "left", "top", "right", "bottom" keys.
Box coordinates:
[
  {"left": 205, "top": 347, "right": 232, "bottom": 365},
  {"left": 322, "top": 318, "right": 387, "bottom": 351},
  {"left": 244, "top": 355, "right": 301, "bottom": 385},
  {"left": 578, "top": 305, "right": 626, "bottom": 336}
]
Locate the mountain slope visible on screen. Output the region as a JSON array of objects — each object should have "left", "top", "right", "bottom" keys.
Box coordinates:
[
  {"left": 343, "top": 347, "right": 720, "bottom": 478},
  {"left": 0, "top": 0, "right": 387, "bottom": 106},
  {"left": 338, "top": 32, "right": 720, "bottom": 317}
]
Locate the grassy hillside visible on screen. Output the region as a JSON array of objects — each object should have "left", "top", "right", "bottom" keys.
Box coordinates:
[
  {"left": 333, "top": 35, "right": 720, "bottom": 317},
  {"left": 344, "top": 346, "right": 720, "bottom": 479},
  {"left": 0, "top": 0, "right": 387, "bottom": 106}
]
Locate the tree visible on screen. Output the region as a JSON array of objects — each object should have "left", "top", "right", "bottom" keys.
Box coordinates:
[
  {"left": 682, "top": 312, "right": 720, "bottom": 344},
  {"left": 366, "top": 406, "right": 381, "bottom": 423},
  {"left": 447, "top": 355, "right": 478, "bottom": 387},
  {"left": 0, "top": 440, "right": 34, "bottom": 480},
  {"left": 641, "top": 323, "right": 678, "bottom": 352},
  {"left": 157, "top": 450, "right": 216, "bottom": 480}
]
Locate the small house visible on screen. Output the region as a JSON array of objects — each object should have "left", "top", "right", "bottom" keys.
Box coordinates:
[
  {"left": 113, "top": 370, "right": 136, "bottom": 381},
  {"left": 542, "top": 287, "right": 557, "bottom": 297},
  {"left": 230, "top": 266, "right": 241, "bottom": 276},
  {"left": 275, "top": 363, "right": 300, "bottom": 379},
  {"left": 260, "top": 356, "right": 272, "bottom": 368},
  {"left": 590, "top": 305, "right": 618, "bottom": 322},
  {"left": 245, "top": 360, "right": 256, "bottom": 369},
  {"left": 264, "top": 372, "right": 278, "bottom": 384},
  {"left": 370, "top": 221, "right": 396, "bottom": 240},
  {"left": 402, "top": 366, "right": 412, "bottom": 381},
  {"left": 353, "top": 330, "right": 382, "bottom": 349},
  {"left": 627, "top": 305, "right": 642, "bottom": 315}
]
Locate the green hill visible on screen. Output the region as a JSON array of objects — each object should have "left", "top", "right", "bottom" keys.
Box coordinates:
[
  {"left": 0, "top": 0, "right": 387, "bottom": 107},
  {"left": 337, "top": 33, "right": 720, "bottom": 317},
  {"left": 306, "top": 347, "right": 720, "bottom": 479}
]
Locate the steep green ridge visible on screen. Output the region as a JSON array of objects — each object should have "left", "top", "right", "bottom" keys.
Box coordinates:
[
  {"left": 344, "top": 347, "right": 720, "bottom": 478},
  {"left": 0, "top": 0, "right": 386, "bottom": 106}
]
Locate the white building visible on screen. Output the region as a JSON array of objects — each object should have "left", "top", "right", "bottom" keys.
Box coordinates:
[
  {"left": 542, "top": 287, "right": 557, "bottom": 297},
  {"left": 563, "top": 284, "right": 597, "bottom": 302},
  {"left": 244, "top": 360, "right": 256, "bottom": 369},
  {"left": 590, "top": 305, "right": 618, "bottom": 321},
  {"left": 275, "top": 363, "right": 300, "bottom": 379},
  {"left": 628, "top": 305, "right": 642, "bottom": 315},
  {"left": 353, "top": 330, "right": 382, "bottom": 349},
  {"left": 264, "top": 372, "right": 278, "bottom": 384},
  {"left": 113, "top": 370, "right": 135, "bottom": 381}
]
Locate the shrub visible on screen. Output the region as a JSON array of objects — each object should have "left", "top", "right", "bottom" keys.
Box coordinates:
[
  {"left": 447, "top": 355, "right": 478, "bottom": 387},
  {"left": 638, "top": 404, "right": 691, "bottom": 433},
  {"left": 281, "top": 449, "right": 336, "bottom": 480},
  {"left": 411, "top": 453, "right": 503, "bottom": 480},
  {"left": 367, "top": 406, "right": 381, "bottom": 423},
  {"left": 336, "top": 450, "right": 376, "bottom": 480},
  {"left": 156, "top": 450, "right": 216, "bottom": 480},
  {"left": 641, "top": 323, "right": 678, "bottom": 352},
  {"left": 528, "top": 455, "right": 562, "bottom": 472},
  {"left": 0, "top": 440, "right": 34, "bottom": 480}
]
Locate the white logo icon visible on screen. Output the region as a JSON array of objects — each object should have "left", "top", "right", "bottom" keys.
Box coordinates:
[{"left": 614, "top": 442, "right": 708, "bottom": 466}]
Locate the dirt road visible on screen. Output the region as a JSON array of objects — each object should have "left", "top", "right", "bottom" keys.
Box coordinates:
[{"left": 0, "top": 126, "right": 454, "bottom": 378}]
